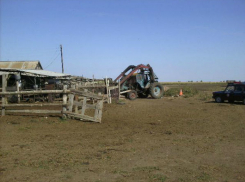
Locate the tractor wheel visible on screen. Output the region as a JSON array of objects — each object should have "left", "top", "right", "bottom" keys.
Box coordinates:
[
  {"left": 150, "top": 83, "right": 164, "bottom": 99},
  {"left": 127, "top": 91, "right": 137, "bottom": 100},
  {"left": 138, "top": 92, "right": 149, "bottom": 98}
]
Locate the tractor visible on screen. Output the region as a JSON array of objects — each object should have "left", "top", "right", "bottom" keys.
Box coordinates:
[{"left": 114, "top": 64, "right": 164, "bottom": 100}]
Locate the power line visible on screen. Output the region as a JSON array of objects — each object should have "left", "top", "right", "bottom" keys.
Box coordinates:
[{"left": 44, "top": 51, "right": 60, "bottom": 69}]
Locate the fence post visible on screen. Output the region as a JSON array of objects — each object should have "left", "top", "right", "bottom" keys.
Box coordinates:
[
  {"left": 74, "top": 83, "right": 78, "bottom": 113},
  {"left": 81, "top": 89, "right": 87, "bottom": 116},
  {"left": 1, "top": 74, "right": 8, "bottom": 116},
  {"left": 62, "top": 85, "right": 67, "bottom": 119},
  {"left": 15, "top": 74, "right": 21, "bottom": 103},
  {"left": 118, "top": 79, "right": 120, "bottom": 101},
  {"left": 16, "top": 81, "right": 20, "bottom": 103}
]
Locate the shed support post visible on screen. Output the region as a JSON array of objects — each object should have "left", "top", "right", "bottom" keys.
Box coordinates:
[
  {"left": 16, "top": 77, "right": 20, "bottom": 103},
  {"left": 1, "top": 74, "right": 8, "bottom": 116}
]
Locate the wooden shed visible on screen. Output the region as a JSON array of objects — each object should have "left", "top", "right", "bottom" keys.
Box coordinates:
[{"left": 0, "top": 61, "right": 43, "bottom": 70}]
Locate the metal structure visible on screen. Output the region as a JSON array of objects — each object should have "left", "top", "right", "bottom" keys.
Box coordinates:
[{"left": 114, "top": 64, "right": 164, "bottom": 100}]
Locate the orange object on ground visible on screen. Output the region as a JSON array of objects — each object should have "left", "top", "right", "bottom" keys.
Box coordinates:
[{"left": 179, "top": 89, "right": 183, "bottom": 96}]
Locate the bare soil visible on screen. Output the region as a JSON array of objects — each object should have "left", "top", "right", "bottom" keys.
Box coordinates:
[{"left": 1, "top": 83, "right": 245, "bottom": 182}]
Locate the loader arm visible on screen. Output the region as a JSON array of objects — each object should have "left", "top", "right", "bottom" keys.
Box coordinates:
[{"left": 114, "top": 64, "right": 155, "bottom": 86}]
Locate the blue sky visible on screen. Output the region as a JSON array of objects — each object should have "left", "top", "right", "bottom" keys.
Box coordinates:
[{"left": 1, "top": 0, "right": 245, "bottom": 81}]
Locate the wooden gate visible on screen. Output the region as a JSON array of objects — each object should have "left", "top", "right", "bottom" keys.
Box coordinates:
[{"left": 62, "top": 89, "right": 104, "bottom": 123}]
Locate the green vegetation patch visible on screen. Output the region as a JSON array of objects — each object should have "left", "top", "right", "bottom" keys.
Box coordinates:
[
  {"left": 182, "top": 86, "right": 199, "bottom": 98},
  {"left": 164, "top": 87, "right": 198, "bottom": 98},
  {"left": 164, "top": 88, "right": 180, "bottom": 97}
]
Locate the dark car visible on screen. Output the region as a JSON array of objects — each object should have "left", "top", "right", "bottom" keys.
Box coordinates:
[{"left": 213, "top": 82, "right": 245, "bottom": 104}]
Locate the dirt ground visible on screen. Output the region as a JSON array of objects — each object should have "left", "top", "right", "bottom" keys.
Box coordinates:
[{"left": 1, "top": 83, "right": 245, "bottom": 182}]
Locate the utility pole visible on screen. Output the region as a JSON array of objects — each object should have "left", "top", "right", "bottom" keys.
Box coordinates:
[{"left": 60, "top": 44, "right": 64, "bottom": 73}]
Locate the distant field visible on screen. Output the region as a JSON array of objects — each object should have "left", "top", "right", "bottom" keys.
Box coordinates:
[{"left": 160, "top": 82, "right": 227, "bottom": 92}]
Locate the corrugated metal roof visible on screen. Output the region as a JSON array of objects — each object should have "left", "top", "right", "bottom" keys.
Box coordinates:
[
  {"left": 0, "top": 61, "right": 43, "bottom": 70},
  {"left": 21, "top": 69, "right": 70, "bottom": 77},
  {"left": 0, "top": 68, "right": 70, "bottom": 78}
]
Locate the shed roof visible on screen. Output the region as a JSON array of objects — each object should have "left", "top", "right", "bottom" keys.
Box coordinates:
[
  {"left": 0, "top": 61, "right": 43, "bottom": 70},
  {"left": 0, "top": 68, "right": 70, "bottom": 78}
]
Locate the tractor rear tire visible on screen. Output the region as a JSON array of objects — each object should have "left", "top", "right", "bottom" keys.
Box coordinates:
[
  {"left": 127, "top": 91, "right": 137, "bottom": 100},
  {"left": 150, "top": 83, "right": 164, "bottom": 99}
]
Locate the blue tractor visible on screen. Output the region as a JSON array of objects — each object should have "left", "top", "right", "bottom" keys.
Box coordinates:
[{"left": 114, "top": 64, "right": 164, "bottom": 100}]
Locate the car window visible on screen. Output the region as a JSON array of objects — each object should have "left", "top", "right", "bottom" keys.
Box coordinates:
[
  {"left": 225, "top": 86, "right": 234, "bottom": 92},
  {"left": 235, "top": 86, "right": 243, "bottom": 92}
]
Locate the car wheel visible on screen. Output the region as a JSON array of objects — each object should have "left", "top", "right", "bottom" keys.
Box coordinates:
[{"left": 215, "top": 96, "right": 223, "bottom": 103}]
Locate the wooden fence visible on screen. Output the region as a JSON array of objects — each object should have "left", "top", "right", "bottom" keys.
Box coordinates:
[{"left": 0, "top": 74, "right": 105, "bottom": 123}]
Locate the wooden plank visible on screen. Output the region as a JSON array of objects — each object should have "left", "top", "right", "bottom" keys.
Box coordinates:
[
  {"left": 95, "top": 100, "right": 104, "bottom": 110},
  {"left": 73, "top": 101, "right": 83, "bottom": 107},
  {"left": 0, "top": 90, "right": 65, "bottom": 95},
  {"left": 78, "top": 85, "right": 106, "bottom": 88},
  {"left": 74, "top": 95, "right": 78, "bottom": 113},
  {"left": 109, "top": 89, "right": 111, "bottom": 103},
  {"left": 6, "top": 110, "right": 61, "bottom": 114},
  {"left": 3, "top": 103, "right": 63, "bottom": 107},
  {"left": 109, "top": 86, "right": 119, "bottom": 90},
  {"left": 69, "top": 89, "right": 103, "bottom": 99},
  {"left": 16, "top": 79, "right": 20, "bottom": 103},
  {"left": 94, "top": 100, "right": 103, "bottom": 123},
  {"left": 73, "top": 101, "right": 96, "bottom": 109},
  {"left": 81, "top": 97, "right": 87, "bottom": 115},
  {"left": 62, "top": 85, "right": 68, "bottom": 117},
  {"left": 68, "top": 94, "right": 74, "bottom": 112},
  {"left": 63, "top": 111, "right": 99, "bottom": 123},
  {"left": 120, "top": 90, "right": 132, "bottom": 94}
]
